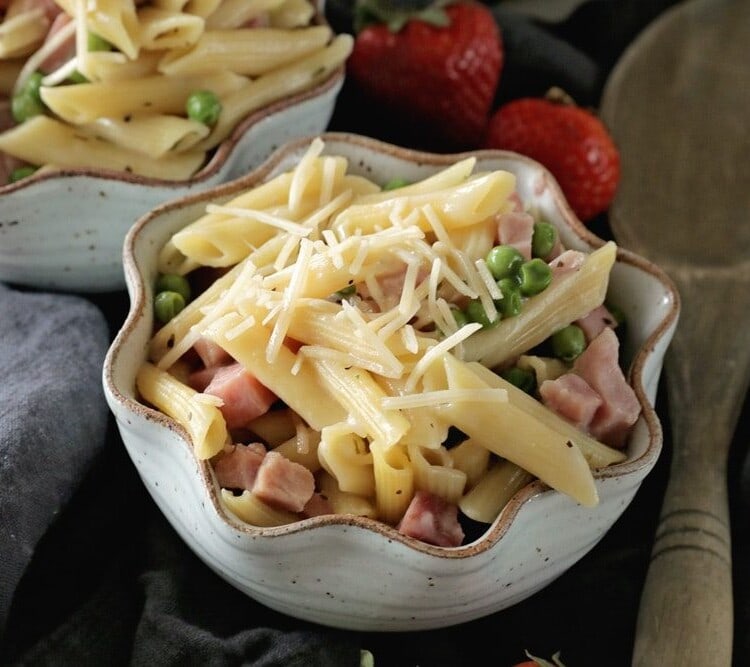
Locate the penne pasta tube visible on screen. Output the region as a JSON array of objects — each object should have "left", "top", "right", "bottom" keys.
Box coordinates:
[
  {"left": 407, "top": 443, "right": 467, "bottom": 504},
  {"left": 0, "top": 115, "right": 205, "bottom": 179},
  {"left": 318, "top": 423, "right": 375, "bottom": 496},
  {"left": 465, "top": 360, "right": 627, "bottom": 469},
  {"left": 317, "top": 471, "right": 377, "bottom": 518},
  {"left": 435, "top": 354, "right": 600, "bottom": 507},
  {"left": 40, "top": 71, "right": 249, "bottom": 125},
  {"left": 83, "top": 114, "right": 210, "bottom": 158},
  {"left": 330, "top": 171, "right": 516, "bottom": 237},
  {"left": 462, "top": 241, "right": 618, "bottom": 368},
  {"left": 203, "top": 311, "right": 347, "bottom": 430},
  {"left": 272, "top": 427, "right": 322, "bottom": 473},
  {"left": 136, "top": 7, "right": 205, "bottom": 51},
  {"left": 158, "top": 25, "right": 332, "bottom": 77},
  {"left": 136, "top": 362, "right": 228, "bottom": 459},
  {"left": 205, "top": 0, "right": 286, "bottom": 29},
  {"left": 449, "top": 438, "right": 492, "bottom": 490},
  {"left": 247, "top": 408, "right": 297, "bottom": 447},
  {"left": 269, "top": 0, "right": 315, "bottom": 28},
  {"left": 354, "top": 158, "right": 477, "bottom": 205},
  {"left": 194, "top": 33, "right": 352, "bottom": 151},
  {"left": 311, "top": 358, "right": 411, "bottom": 448},
  {"left": 220, "top": 489, "right": 298, "bottom": 527},
  {"left": 458, "top": 460, "right": 534, "bottom": 523},
  {"left": 0, "top": 9, "right": 48, "bottom": 59},
  {"left": 371, "top": 442, "right": 414, "bottom": 524}
]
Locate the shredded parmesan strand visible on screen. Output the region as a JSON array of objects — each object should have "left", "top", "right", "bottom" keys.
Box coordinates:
[
  {"left": 404, "top": 323, "right": 482, "bottom": 392},
  {"left": 205, "top": 204, "right": 313, "bottom": 236},
  {"left": 288, "top": 137, "right": 324, "bottom": 214},
  {"left": 15, "top": 17, "right": 76, "bottom": 93},
  {"left": 381, "top": 387, "right": 508, "bottom": 410},
  {"left": 266, "top": 237, "right": 314, "bottom": 363}
]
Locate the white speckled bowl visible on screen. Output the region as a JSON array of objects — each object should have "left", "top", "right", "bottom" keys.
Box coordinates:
[
  {"left": 0, "top": 61, "right": 344, "bottom": 293},
  {"left": 103, "top": 133, "right": 679, "bottom": 632}
]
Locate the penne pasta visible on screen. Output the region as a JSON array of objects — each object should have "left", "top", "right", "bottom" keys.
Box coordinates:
[
  {"left": 132, "top": 139, "right": 640, "bottom": 547},
  {"left": 136, "top": 362, "right": 228, "bottom": 460}
]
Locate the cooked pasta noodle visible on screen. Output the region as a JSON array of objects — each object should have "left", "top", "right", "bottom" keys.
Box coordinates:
[
  {"left": 133, "top": 139, "right": 637, "bottom": 546},
  {"left": 0, "top": 0, "right": 350, "bottom": 180}
]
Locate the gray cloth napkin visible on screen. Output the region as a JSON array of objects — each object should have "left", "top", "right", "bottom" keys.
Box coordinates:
[{"left": 0, "top": 283, "right": 110, "bottom": 637}]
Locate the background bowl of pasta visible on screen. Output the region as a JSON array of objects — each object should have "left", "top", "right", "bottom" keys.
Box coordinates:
[
  {"left": 0, "top": 0, "right": 350, "bottom": 292},
  {"left": 103, "top": 133, "right": 679, "bottom": 631}
]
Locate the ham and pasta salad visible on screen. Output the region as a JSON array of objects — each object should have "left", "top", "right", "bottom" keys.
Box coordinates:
[
  {"left": 136, "top": 138, "right": 640, "bottom": 548},
  {"left": 0, "top": 0, "right": 351, "bottom": 183}
]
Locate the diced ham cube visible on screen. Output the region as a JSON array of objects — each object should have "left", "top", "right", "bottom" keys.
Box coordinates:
[
  {"left": 497, "top": 211, "right": 535, "bottom": 260},
  {"left": 576, "top": 304, "right": 618, "bottom": 343},
  {"left": 38, "top": 12, "right": 74, "bottom": 74},
  {"left": 253, "top": 451, "right": 315, "bottom": 513},
  {"left": 203, "top": 363, "right": 276, "bottom": 429},
  {"left": 539, "top": 373, "right": 603, "bottom": 431},
  {"left": 193, "top": 336, "right": 232, "bottom": 368},
  {"left": 213, "top": 442, "right": 266, "bottom": 491},
  {"left": 300, "top": 492, "right": 334, "bottom": 518},
  {"left": 397, "top": 491, "right": 464, "bottom": 548},
  {"left": 574, "top": 328, "right": 641, "bottom": 448},
  {"left": 187, "top": 366, "right": 219, "bottom": 392},
  {"left": 548, "top": 249, "right": 586, "bottom": 279}
]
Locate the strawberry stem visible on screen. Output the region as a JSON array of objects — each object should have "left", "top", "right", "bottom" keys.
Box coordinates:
[{"left": 353, "top": 0, "right": 452, "bottom": 33}]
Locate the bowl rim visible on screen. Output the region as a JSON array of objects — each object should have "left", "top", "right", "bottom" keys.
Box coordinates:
[{"left": 103, "top": 131, "right": 680, "bottom": 559}]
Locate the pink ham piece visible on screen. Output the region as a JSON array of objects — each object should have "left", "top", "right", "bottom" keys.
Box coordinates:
[
  {"left": 497, "top": 210, "right": 534, "bottom": 260},
  {"left": 213, "top": 442, "right": 266, "bottom": 491},
  {"left": 539, "top": 373, "right": 603, "bottom": 431},
  {"left": 252, "top": 451, "right": 315, "bottom": 513},
  {"left": 300, "top": 492, "right": 334, "bottom": 518},
  {"left": 397, "top": 491, "right": 464, "bottom": 547},
  {"left": 576, "top": 303, "right": 618, "bottom": 343},
  {"left": 548, "top": 249, "right": 586, "bottom": 279},
  {"left": 574, "top": 327, "right": 641, "bottom": 448},
  {"left": 193, "top": 336, "right": 232, "bottom": 368},
  {"left": 203, "top": 363, "right": 276, "bottom": 429},
  {"left": 38, "top": 11, "right": 74, "bottom": 74}
]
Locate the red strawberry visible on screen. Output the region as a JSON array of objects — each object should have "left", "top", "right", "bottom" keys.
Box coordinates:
[
  {"left": 484, "top": 92, "right": 620, "bottom": 222},
  {"left": 347, "top": 0, "right": 503, "bottom": 150}
]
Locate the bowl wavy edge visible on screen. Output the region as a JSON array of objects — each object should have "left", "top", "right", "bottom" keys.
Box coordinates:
[{"left": 103, "top": 131, "right": 680, "bottom": 560}]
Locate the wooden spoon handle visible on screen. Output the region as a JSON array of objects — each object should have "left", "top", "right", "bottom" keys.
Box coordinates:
[{"left": 632, "top": 461, "right": 732, "bottom": 666}]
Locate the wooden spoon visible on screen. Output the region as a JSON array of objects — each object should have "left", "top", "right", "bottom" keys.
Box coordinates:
[{"left": 600, "top": 1, "right": 750, "bottom": 664}]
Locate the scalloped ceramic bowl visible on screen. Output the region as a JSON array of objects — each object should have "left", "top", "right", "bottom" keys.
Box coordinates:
[
  {"left": 103, "top": 133, "right": 679, "bottom": 631},
  {"left": 0, "top": 48, "right": 344, "bottom": 293}
]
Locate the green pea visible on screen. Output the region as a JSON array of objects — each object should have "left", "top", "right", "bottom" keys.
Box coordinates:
[
  {"left": 465, "top": 299, "right": 499, "bottom": 329},
  {"left": 333, "top": 284, "right": 356, "bottom": 300},
  {"left": 8, "top": 165, "right": 37, "bottom": 183},
  {"left": 551, "top": 324, "right": 586, "bottom": 362},
  {"left": 501, "top": 366, "right": 536, "bottom": 395},
  {"left": 383, "top": 177, "right": 410, "bottom": 190},
  {"left": 154, "top": 290, "right": 186, "bottom": 324},
  {"left": 155, "top": 273, "right": 191, "bottom": 303},
  {"left": 531, "top": 221, "right": 557, "bottom": 259},
  {"left": 67, "top": 70, "right": 88, "bottom": 84},
  {"left": 11, "top": 72, "right": 46, "bottom": 122},
  {"left": 495, "top": 277, "right": 522, "bottom": 318},
  {"left": 518, "top": 258, "right": 552, "bottom": 296},
  {"left": 186, "top": 90, "right": 222, "bottom": 126},
  {"left": 485, "top": 245, "right": 524, "bottom": 281},
  {"left": 450, "top": 306, "right": 469, "bottom": 328},
  {"left": 87, "top": 31, "right": 112, "bottom": 52}
]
